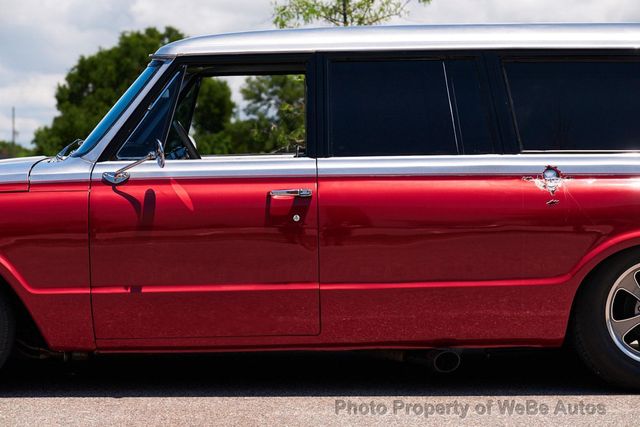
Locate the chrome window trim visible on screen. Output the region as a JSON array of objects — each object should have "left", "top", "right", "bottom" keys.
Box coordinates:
[
  {"left": 79, "top": 60, "right": 174, "bottom": 164},
  {"left": 90, "top": 155, "right": 317, "bottom": 181},
  {"left": 317, "top": 153, "right": 640, "bottom": 176},
  {"left": 25, "top": 153, "right": 640, "bottom": 184}
]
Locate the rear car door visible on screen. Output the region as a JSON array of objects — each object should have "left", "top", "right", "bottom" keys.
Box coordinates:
[{"left": 317, "top": 54, "right": 572, "bottom": 345}]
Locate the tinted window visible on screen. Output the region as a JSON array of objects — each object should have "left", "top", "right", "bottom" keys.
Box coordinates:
[
  {"left": 504, "top": 60, "right": 640, "bottom": 151},
  {"left": 328, "top": 60, "right": 458, "bottom": 156},
  {"left": 446, "top": 60, "right": 495, "bottom": 154}
]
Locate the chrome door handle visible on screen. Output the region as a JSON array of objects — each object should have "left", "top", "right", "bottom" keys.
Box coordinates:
[{"left": 269, "top": 189, "right": 313, "bottom": 198}]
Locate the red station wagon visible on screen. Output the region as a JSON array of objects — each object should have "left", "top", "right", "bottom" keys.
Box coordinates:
[{"left": 3, "top": 23, "right": 640, "bottom": 388}]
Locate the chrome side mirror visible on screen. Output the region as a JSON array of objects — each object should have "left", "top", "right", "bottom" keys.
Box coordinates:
[
  {"left": 155, "top": 138, "right": 165, "bottom": 169},
  {"left": 103, "top": 139, "right": 166, "bottom": 185}
]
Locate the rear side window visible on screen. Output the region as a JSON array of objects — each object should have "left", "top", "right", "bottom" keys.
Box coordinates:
[
  {"left": 327, "top": 58, "right": 495, "bottom": 156},
  {"left": 504, "top": 60, "right": 640, "bottom": 151},
  {"left": 446, "top": 60, "right": 496, "bottom": 155},
  {"left": 329, "top": 60, "right": 455, "bottom": 156}
]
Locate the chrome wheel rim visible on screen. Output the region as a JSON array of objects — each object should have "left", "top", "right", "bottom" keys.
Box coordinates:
[{"left": 605, "top": 263, "right": 640, "bottom": 362}]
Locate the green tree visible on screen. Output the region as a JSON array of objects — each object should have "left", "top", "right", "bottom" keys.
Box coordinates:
[
  {"left": 273, "top": 0, "right": 432, "bottom": 28},
  {"left": 33, "top": 27, "right": 185, "bottom": 155},
  {"left": 193, "top": 75, "right": 305, "bottom": 155},
  {"left": 0, "top": 141, "right": 33, "bottom": 159},
  {"left": 255, "top": 0, "right": 433, "bottom": 155},
  {"left": 240, "top": 74, "right": 306, "bottom": 153},
  {"left": 189, "top": 78, "right": 236, "bottom": 154}
]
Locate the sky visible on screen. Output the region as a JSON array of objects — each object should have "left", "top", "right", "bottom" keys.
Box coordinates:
[{"left": 2, "top": 0, "right": 640, "bottom": 147}]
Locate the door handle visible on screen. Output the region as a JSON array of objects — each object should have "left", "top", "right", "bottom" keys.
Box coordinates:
[{"left": 269, "top": 189, "right": 313, "bottom": 198}]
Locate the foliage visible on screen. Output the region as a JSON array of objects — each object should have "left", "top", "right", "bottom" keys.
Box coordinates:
[
  {"left": 193, "top": 75, "right": 305, "bottom": 155},
  {"left": 34, "top": 0, "right": 434, "bottom": 157},
  {"left": 0, "top": 141, "right": 33, "bottom": 158},
  {"left": 193, "top": 79, "right": 235, "bottom": 135},
  {"left": 240, "top": 74, "right": 306, "bottom": 152},
  {"left": 273, "top": 0, "right": 432, "bottom": 28},
  {"left": 33, "top": 27, "right": 184, "bottom": 155}
]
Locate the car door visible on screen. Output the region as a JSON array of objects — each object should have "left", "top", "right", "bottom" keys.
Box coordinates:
[
  {"left": 316, "top": 54, "right": 572, "bottom": 345},
  {"left": 89, "top": 64, "right": 319, "bottom": 340}
]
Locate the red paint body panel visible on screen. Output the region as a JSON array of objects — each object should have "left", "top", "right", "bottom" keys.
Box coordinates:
[
  {"left": 311, "top": 176, "right": 591, "bottom": 347},
  {"left": 4, "top": 169, "right": 640, "bottom": 354},
  {"left": 0, "top": 181, "right": 93, "bottom": 351},
  {"left": 89, "top": 177, "right": 319, "bottom": 339},
  {"left": 88, "top": 174, "right": 640, "bottom": 352},
  {"left": 0, "top": 182, "right": 28, "bottom": 192}
]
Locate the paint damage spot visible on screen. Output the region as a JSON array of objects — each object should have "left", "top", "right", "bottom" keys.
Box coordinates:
[{"left": 523, "top": 165, "right": 567, "bottom": 206}]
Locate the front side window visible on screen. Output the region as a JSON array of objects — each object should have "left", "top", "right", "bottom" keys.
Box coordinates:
[
  {"left": 114, "top": 64, "right": 307, "bottom": 160},
  {"left": 504, "top": 59, "right": 640, "bottom": 151},
  {"left": 171, "top": 72, "right": 306, "bottom": 157}
]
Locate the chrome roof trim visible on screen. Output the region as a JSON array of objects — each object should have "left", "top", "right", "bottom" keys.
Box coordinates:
[{"left": 155, "top": 24, "right": 640, "bottom": 57}]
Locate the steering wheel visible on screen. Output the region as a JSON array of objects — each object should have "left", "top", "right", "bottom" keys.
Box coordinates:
[{"left": 171, "top": 120, "right": 201, "bottom": 159}]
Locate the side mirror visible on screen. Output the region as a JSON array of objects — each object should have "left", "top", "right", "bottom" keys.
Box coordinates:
[
  {"left": 155, "top": 138, "right": 165, "bottom": 169},
  {"left": 103, "top": 139, "right": 166, "bottom": 185}
]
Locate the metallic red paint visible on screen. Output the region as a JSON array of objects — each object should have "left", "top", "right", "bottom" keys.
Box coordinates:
[
  {"left": 89, "top": 177, "right": 320, "bottom": 339},
  {"left": 3, "top": 172, "right": 640, "bottom": 353},
  {"left": 0, "top": 181, "right": 93, "bottom": 351},
  {"left": 91, "top": 174, "right": 640, "bottom": 351}
]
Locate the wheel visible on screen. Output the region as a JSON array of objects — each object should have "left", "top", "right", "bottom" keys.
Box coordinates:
[
  {"left": 573, "top": 250, "right": 640, "bottom": 389},
  {"left": 0, "top": 291, "right": 15, "bottom": 370}
]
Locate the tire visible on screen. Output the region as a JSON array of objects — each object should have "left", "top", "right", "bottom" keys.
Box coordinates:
[
  {"left": 572, "top": 250, "right": 640, "bottom": 389},
  {"left": 0, "top": 291, "right": 14, "bottom": 370}
]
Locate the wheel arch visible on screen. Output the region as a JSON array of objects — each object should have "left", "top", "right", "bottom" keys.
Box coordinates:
[
  {"left": 0, "top": 271, "right": 47, "bottom": 349},
  {"left": 567, "top": 243, "right": 640, "bottom": 342},
  {"left": 0, "top": 254, "right": 94, "bottom": 351}
]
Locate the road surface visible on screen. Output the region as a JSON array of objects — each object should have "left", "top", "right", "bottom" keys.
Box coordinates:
[{"left": 0, "top": 348, "right": 637, "bottom": 425}]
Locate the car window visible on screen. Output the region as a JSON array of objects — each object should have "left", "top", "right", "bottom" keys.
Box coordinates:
[
  {"left": 504, "top": 59, "right": 640, "bottom": 151},
  {"left": 446, "top": 60, "right": 496, "bottom": 155},
  {"left": 163, "top": 70, "right": 307, "bottom": 158},
  {"left": 73, "top": 60, "right": 163, "bottom": 157},
  {"left": 117, "top": 70, "right": 184, "bottom": 159},
  {"left": 328, "top": 60, "right": 458, "bottom": 156}
]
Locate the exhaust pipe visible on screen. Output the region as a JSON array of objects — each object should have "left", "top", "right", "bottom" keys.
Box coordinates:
[
  {"left": 428, "top": 349, "right": 461, "bottom": 374},
  {"left": 404, "top": 349, "right": 462, "bottom": 373},
  {"left": 16, "top": 340, "right": 89, "bottom": 361}
]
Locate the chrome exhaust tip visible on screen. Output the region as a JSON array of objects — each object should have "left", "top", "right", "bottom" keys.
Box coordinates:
[{"left": 427, "top": 349, "right": 462, "bottom": 374}]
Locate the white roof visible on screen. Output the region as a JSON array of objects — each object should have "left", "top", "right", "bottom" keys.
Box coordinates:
[{"left": 154, "top": 23, "right": 640, "bottom": 57}]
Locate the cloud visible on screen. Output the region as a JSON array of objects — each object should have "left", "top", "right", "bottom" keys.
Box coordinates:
[
  {"left": 130, "top": 0, "right": 274, "bottom": 34},
  {"left": 0, "top": 111, "right": 44, "bottom": 146},
  {"left": 2, "top": 0, "right": 640, "bottom": 146},
  {"left": 0, "top": 73, "right": 62, "bottom": 110},
  {"left": 403, "top": 0, "right": 640, "bottom": 23},
  {"left": 0, "top": 0, "right": 271, "bottom": 146}
]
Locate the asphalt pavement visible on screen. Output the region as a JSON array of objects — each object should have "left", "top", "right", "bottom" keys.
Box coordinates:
[{"left": 0, "top": 348, "right": 637, "bottom": 426}]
